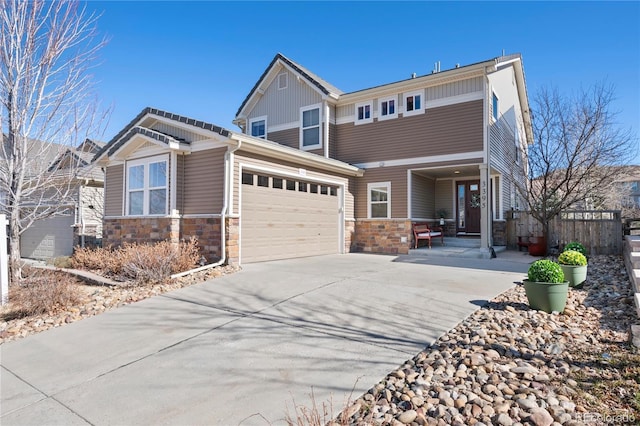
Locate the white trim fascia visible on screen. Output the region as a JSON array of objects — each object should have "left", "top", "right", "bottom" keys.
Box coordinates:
[
  {"left": 367, "top": 181, "right": 391, "bottom": 219},
  {"left": 354, "top": 151, "right": 485, "bottom": 170},
  {"left": 337, "top": 66, "right": 489, "bottom": 105},
  {"left": 249, "top": 115, "right": 268, "bottom": 139},
  {"left": 268, "top": 121, "right": 298, "bottom": 133},
  {"left": 181, "top": 214, "right": 223, "bottom": 218},
  {"left": 335, "top": 116, "right": 353, "bottom": 126},
  {"left": 230, "top": 132, "right": 362, "bottom": 177},
  {"left": 299, "top": 103, "right": 323, "bottom": 151},
  {"left": 426, "top": 92, "right": 483, "bottom": 109},
  {"left": 145, "top": 112, "right": 231, "bottom": 142},
  {"left": 109, "top": 134, "right": 188, "bottom": 161},
  {"left": 239, "top": 162, "right": 347, "bottom": 186},
  {"left": 189, "top": 139, "right": 229, "bottom": 152}
]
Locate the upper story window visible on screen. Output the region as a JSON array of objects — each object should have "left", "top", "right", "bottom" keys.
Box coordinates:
[
  {"left": 300, "top": 104, "right": 321, "bottom": 150},
  {"left": 355, "top": 101, "right": 373, "bottom": 125},
  {"left": 277, "top": 72, "right": 288, "bottom": 90},
  {"left": 378, "top": 96, "right": 397, "bottom": 121},
  {"left": 403, "top": 90, "right": 424, "bottom": 117},
  {"left": 250, "top": 116, "right": 267, "bottom": 139},
  {"left": 127, "top": 155, "right": 168, "bottom": 216},
  {"left": 492, "top": 92, "right": 499, "bottom": 121},
  {"left": 368, "top": 182, "right": 391, "bottom": 219}
]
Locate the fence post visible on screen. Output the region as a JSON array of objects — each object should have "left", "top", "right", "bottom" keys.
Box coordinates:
[{"left": 1, "top": 214, "right": 8, "bottom": 305}]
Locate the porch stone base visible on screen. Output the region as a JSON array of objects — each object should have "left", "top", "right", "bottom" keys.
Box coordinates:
[
  {"left": 226, "top": 217, "right": 239, "bottom": 265},
  {"left": 492, "top": 220, "right": 507, "bottom": 246},
  {"left": 352, "top": 219, "right": 411, "bottom": 255},
  {"left": 345, "top": 219, "right": 356, "bottom": 253}
]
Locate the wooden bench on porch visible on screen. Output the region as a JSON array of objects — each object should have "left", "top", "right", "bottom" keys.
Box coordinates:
[
  {"left": 517, "top": 236, "right": 530, "bottom": 252},
  {"left": 412, "top": 222, "right": 445, "bottom": 249}
]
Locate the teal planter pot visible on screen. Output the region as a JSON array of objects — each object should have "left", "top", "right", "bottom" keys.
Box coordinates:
[
  {"left": 559, "top": 264, "right": 587, "bottom": 288},
  {"left": 523, "top": 280, "right": 569, "bottom": 313}
]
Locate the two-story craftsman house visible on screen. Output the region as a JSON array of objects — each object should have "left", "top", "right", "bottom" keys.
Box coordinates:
[{"left": 96, "top": 53, "right": 532, "bottom": 264}]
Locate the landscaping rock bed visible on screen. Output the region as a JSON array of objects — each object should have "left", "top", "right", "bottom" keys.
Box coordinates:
[
  {"left": 0, "top": 264, "right": 239, "bottom": 344},
  {"left": 341, "top": 255, "right": 639, "bottom": 425}
]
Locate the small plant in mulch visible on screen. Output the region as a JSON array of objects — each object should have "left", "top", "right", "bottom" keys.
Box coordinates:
[
  {"left": 71, "top": 238, "right": 201, "bottom": 285},
  {"left": 2, "top": 267, "right": 82, "bottom": 320}
]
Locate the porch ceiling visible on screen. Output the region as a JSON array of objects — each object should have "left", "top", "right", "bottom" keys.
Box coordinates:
[{"left": 413, "top": 164, "right": 480, "bottom": 179}]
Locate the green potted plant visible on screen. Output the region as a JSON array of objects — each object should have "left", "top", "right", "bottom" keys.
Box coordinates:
[
  {"left": 436, "top": 208, "right": 448, "bottom": 226},
  {"left": 563, "top": 241, "right": 587, "bottom": 257},
  {"left": 557, "top": 250, "right": 587, "bottom": 288},
  {"left": 523, "top": 259, "right": 569, "bottom": 313}
]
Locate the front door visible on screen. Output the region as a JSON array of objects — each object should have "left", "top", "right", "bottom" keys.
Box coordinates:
[{"left": 456, "top": 180, "right": 481, "bottom": 234}]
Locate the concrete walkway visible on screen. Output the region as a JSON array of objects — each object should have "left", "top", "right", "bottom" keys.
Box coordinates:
[{"left": 1, "top": 252, "right": 533, "bottom": 425}]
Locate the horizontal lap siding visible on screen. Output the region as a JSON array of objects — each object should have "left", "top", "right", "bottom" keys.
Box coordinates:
[
  {"left": 411, "top": 174, "right": 434, "bottom": 218},
  {"left": 268, "top": 128, "right": 298, "bottom": 150},
  {"left": 435, "top": 180, "right": 455, "bottom": 217},
  {"left": 105, "top": 165, "right": 123, "bottom": 216},
  {"left": 336, "top": 100, "right": 483, "bottom": 164},
  {"left": 355, "top": 166, "right": 408, "bottom": 218},
  {"left": 182, "top": 148, "right": 226, "bottom": 214}
]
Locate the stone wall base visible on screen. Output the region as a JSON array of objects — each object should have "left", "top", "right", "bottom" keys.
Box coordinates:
[{"left": 352, "top": 219, "right": 411, "bottom": 255}]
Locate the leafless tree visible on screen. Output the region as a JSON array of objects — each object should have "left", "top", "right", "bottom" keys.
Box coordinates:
[
  {"left": 0, "top": 0, "right": 107, "bottom": 284},
  {"left": 514, "top": 82, "right": 639, "bottom": 246}
]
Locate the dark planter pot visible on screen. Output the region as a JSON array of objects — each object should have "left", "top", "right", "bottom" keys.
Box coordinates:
[
  {"left": 559, "top": 264, "right": 588, "bottom": 288},
  {"left": 528, "top": 236, "right": 547, "bottom": 256},
  {"left": 523, "top": 279, "right": 569, "bottom": 313}
]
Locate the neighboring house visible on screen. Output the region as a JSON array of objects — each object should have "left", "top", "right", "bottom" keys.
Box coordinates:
[
  {"left": 19, "top": 139, "right": 105, "bottom": 260},
  {"left": 96, "top": 53, "right": 532, "bottom": 264}
]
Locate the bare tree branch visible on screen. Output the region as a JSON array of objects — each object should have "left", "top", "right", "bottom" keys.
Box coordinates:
[{"left": 0, "top": 0, "right": 107, "bottom": 284}]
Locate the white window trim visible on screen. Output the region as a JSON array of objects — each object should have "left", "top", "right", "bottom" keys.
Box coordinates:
[
  {"left": 403, "top": 89, "right": 424, "bottom": 117},
  {"left": 299, "top": 103, "right": 322, "bottom": 151},
  {"left": 492, "top": 91, "right": 499, "bottom": 122},
  {"left": 249, "top": 115, "right": 267, "bottom": 139},
  {"left": 378, "top": 95, "right": 398, "bottom": 121},
  {"left": 367, "top": 181, "right": 391, "bottom": 219},
  {"left": 125, "top": 154, "right": 169, "bottom": 217},
  {"left": 277, "top": 72, "right": 288, "bottom": 90},
  {"left": 354, "top": 100, "right": 373, "bottom": 125}
]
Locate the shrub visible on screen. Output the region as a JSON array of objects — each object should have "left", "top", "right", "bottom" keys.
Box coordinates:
[
  {"left": 558, "top": 250, "right": 587, "bottom": 266},
  {"left": 563, "top": 241, "right": 587, "bottom": 256},
  {"left": 71, "top": 238, "right": 200, "bottom": 284},
  {"left": 8, "top": 269, "right": 81, "bottom": 317},
  {"left": 527, "top": 259, "right": 565, "bottom": 283}
]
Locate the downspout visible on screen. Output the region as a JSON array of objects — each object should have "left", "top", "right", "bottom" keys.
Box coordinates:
[
  {"left": 323, "top": 101, "right": 330, "bottom": 158},
  {"left": 171, "top": 140, "right": 242, "bottom": 278},
  {"left": 79, "top": 183, "right": 86, "bottom": 248}
]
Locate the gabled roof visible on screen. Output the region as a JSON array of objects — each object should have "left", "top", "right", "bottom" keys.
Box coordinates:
[
  {"left": 235, "top": 53, "right": 343, "bottom": 119},
  {"left": 93, "top": 107, "right": 230, "bottom": 162}
]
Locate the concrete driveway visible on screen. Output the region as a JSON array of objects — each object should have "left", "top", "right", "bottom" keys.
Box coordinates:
[{"left": 1, "top": 253, "right": 530, "bottom": 425}]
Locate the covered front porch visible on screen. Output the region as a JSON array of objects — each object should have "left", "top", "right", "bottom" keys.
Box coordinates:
[{"left": 408, "top": 163, "right": 508, "bottom": 257}]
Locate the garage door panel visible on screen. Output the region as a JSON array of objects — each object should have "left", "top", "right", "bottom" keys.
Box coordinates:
[
  {"left": 241, "top": 177, "right": 339, "bottom": 263},
  {"left": 20, "top": 215, "right": 75, "bottom": 260}
]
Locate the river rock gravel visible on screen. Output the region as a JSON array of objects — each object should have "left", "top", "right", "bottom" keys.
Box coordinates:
[{"left": 338, "top": 255, "right": 639, "bottom": 426}]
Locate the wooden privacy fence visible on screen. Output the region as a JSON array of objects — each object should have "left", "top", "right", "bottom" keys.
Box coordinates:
[{"left": 506, "top": 210, "right": 623, "bottom": 255}]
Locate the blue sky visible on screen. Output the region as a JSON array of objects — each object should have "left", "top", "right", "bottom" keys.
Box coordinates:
[{"left": 87, "top": 1, "right": 640, "bottom": 160}]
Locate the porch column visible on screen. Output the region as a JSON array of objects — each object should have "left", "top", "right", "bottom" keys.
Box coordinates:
[{"left": 479, "top": 163, "right": 492, "bottom": 258}]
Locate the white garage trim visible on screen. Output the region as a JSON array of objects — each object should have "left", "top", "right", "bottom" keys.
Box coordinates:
[{"left": 238, "top": 162, "right": 346, "bottom": 265}]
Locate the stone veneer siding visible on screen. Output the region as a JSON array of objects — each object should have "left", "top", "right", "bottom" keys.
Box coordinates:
[
  {"left": 345, "top": 219, "right": 356, "bottom": 253},
  {"left": 352, "top": 219, "right": 411, "bottom": 255},
  {"left": 103, "top": 218, "right": 180, "bottom": 248},
  {"left": 181, "top": 217, "right": 221, "bottom": 262},
  {"left": 226, "top": 217, "right": 239, "bottom": 265}
]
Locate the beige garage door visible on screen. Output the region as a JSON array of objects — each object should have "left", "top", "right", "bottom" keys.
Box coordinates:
[
  {"left": 20, "top": 214, "right": 75, "bottom": 260},
  {"left": 241, "top": 172, "right": 340, "bottom": 263}
]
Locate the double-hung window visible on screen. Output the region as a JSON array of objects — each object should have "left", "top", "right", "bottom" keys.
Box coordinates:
[
  {"left": 368, "top": 182, "right": 391, "bottom": 219},
  {"left": 355, "top": 101, "right": 373, "bottom": 125},
  {"left": 378, "top": 96, "right": 397, "bottom": 120},
  {"left": 250, "top": 116, "right": 267, "bottom": 139},
  {"left": 127, "top": 155, "right": 168, "bottom": 216},
  {"left": 403, "top": 90, "right": 424, "bottom": 117},
  {"left": 300, "top": 104, "right": 321, "bottom": 150}
]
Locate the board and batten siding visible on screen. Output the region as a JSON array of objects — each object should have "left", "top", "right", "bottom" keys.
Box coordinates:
[
  {"left": 411, "top": 174, "right": 435, "bottom": 218},
  {"left": 336, "top": 100, "right": 483, "bottom": 165},
  {"left": 354, "top": 166, "right": 408, "bottom": 219},
  {"left": 248, "top": 66, "right": 323, "bottom": 127},
  {"left": 232, "top": 151, "right": 354, "bottom": 218},
  {"left": 181, "top": 148, "right": 225, "bottom": 215},
  {"left": 104, "top": 164, "right": 124, "bottom": 216}
]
